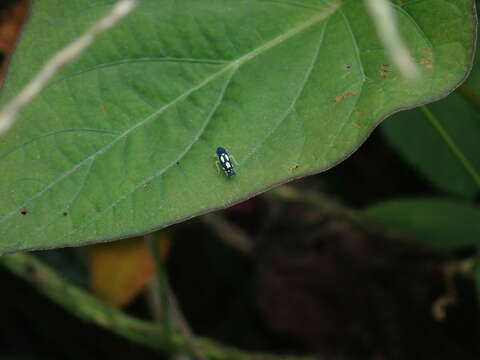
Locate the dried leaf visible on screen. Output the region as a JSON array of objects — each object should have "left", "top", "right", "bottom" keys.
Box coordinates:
[{"left": 88, "top": 233, "right": 170, "bottom": 307}]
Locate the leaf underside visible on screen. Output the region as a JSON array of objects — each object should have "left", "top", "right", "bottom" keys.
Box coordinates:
[{"left": 0, "top": 0, "right": 475, "bottom": 254}]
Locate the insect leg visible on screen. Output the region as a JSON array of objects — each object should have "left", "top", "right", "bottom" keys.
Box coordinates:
[{"left": 230, "top": 154, "right": 240, "bottom": 167}]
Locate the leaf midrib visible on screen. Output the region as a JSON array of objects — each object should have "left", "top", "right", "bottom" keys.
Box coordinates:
[{"left": 0, "top": 1, "right": 341, "bottom": 229}]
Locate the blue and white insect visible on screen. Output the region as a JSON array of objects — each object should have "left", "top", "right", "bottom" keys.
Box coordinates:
[{"left": 216, "top": 146, "right": 236, "bottom": 177}]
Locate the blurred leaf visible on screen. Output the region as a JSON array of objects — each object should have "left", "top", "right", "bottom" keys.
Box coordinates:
[
  {"left": 88, "top": 233, "right": 170, "bottom": 308},
  {"left": 460, "top": 8, "right": 480, "bottom": 100},
  {"left": 381, "top": 93, "right": 480, "bottom": 197},
  {"left": 364, "top": 198, "right": 480, "bottom": 249},
  {"left": 381, "top": 30, "right": 480, "bottom": 198},
  {"left": 0, "top": 0, "right": 475, "bottom": 254}
]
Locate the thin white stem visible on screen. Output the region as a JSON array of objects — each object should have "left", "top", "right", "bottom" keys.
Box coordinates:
[
  {"left": 365, "top": 0, "right": 421, "bottom": 82},
  {"left": 0, "top": 0, "right": 138, "bottom": 135}
]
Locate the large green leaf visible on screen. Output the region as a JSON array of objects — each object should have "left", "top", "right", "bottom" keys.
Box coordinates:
[
  {"left": 0, "top": 0, "right": 475, "bottom": 254},
  {"left": 364, "top": 198, "right": 480, "bottom": 249}
]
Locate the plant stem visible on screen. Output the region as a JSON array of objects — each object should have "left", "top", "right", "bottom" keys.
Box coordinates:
[
  {"left": 364, "top": 0, "right": 420, "bottom": 81},
  {"left": 420, "top": 105, "right": 480, "bottom": 189},
  {"left": 200, "top": 214, "right": 253, "bottom": 254},
  {"left": 0, "top": 252, "right": 314, "bottom": 360},
  {"left": 146, "top": 233, "right": 172, "bottom": 336},
  {"left": 146, "top": 234, "right": 208, "bottom": 360},
  {"left": 167, "top": 283, "right": 209, "bottom": 360},
  {"left": 0, "top": 0, "right": 137, "bottom": 134}
]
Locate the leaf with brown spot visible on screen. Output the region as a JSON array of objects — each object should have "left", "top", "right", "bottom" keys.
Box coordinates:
[
  {"left": 335, "top": 90, "right": 357, "bottom": 103},
  {"left": 0, "top": 0, "right": 475, "bottom": 254}
]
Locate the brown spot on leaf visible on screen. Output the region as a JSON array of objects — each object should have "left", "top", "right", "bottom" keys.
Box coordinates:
[
  {"left": 335, "top": 90, "right": 357, "bottom": 103},
  {"left": 421, "top": 48, "right": 433, "bottom": 57},
  {"left": 419, "top": 48, "right": 433, "bottom": 69},
  {"left": 419, "top": 58, "right": 433, "bottom": 70},
  {"left": 352, "top": 121, "right": 363, "bottom": 129},
  {"left": 379, "top": 64, "right": 391, "bottom": 79},
  {"left": 20, "top": 208, "right": 28, "bottom": 216}
]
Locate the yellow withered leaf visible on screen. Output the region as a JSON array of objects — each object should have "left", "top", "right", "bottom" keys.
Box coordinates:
[{"left": 88, "top": 234, "right": 170, "bottom": 308}]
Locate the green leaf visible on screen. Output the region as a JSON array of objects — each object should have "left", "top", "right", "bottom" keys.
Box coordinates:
[
  {"left": 382, "top": 96, "right": 480, "bottom": 198},
  {"left": 381, "top": 93, "right": 480, "bottom": 198},
  {"left": 364, "top": 198, "right": 480, "bottom": 249},
  {"left": 0, "top": 0, "right": 475, "bottom": 254}
]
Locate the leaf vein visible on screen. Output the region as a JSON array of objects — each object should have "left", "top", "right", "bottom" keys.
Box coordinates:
[
  {"left": 49, "top": 57, "right": 229, "bottom": 88},
  {"left": 324, "top": 9, "right": 366, "bottom": 161},
  {"left": 241, "top": 19, "right": 329, "bottom": 164}
]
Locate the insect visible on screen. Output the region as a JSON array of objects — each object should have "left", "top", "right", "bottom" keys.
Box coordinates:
[{"left": 216, "top": 146, "right": 236, "bottom": 177}]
